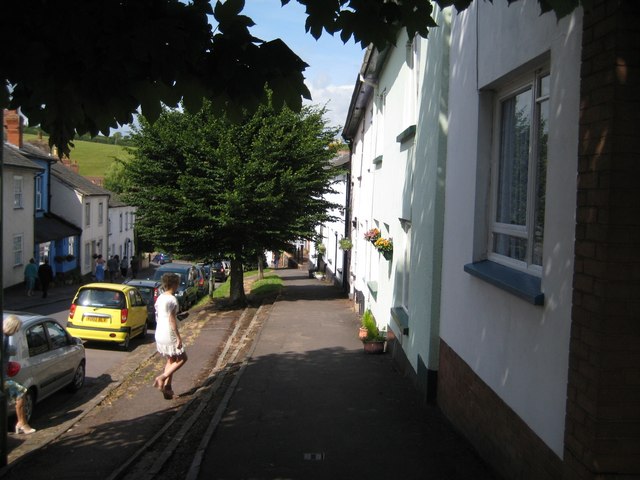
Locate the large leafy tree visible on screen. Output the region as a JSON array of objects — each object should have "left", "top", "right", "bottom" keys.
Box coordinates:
[
  {"left": 1, "top": 0, "right": 587, "bottom": 155},
  {"left": 123, "top": 99, "right": 341, "bottom": 305}
]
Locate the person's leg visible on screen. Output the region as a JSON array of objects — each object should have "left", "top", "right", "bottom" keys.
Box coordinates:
[
  {"left": 153, "top": 354, "right": 187, "bottom": 397},
  {"left": 15, "top": 395, "right": 35, "bottom": 434}
]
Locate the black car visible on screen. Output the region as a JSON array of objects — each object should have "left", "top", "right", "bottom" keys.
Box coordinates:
[
  {"left": 153, "top": 263, "right": 200, "bottom": 311},
  {"left": 212, "top": 260, "right": 230, "bottom": 282},
  {"left": 123, "top": 279, "right": 161, "bottom": 326}
]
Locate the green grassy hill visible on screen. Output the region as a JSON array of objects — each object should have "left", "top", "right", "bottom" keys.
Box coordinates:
[{"left": 23, "top": 133, "right": 132, "bottom": 177}]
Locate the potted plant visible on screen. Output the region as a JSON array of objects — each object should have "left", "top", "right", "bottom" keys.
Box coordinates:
[
  {"left": 374, "top": 237, "right": 393, "bottom": 260},
  {"left": 361, "top": 309, "right": 386, "bottom": 354},
  {"left": 363, "top": 228, "right": 380, "bottom": 243},
  {"left": 339, "top": 237, "right": 353, "bottom": 250},
  {"left": 316, "top": 242, "right": 327, "bottom": 255},
  {"left": 359, "top": 309, "right": 373, "bottom": 340}
]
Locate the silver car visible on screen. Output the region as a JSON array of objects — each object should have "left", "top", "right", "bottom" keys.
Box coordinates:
[{"left": 3, "top": 311, "right": 86, "bottom": 421}]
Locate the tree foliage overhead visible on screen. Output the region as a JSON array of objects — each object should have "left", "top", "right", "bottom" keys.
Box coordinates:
[
  {"left": 2, "top": 0, "right": 588, "bottom": 156},
  {"left": 123, "top": 98, "right": 341, "bottom": 303}
]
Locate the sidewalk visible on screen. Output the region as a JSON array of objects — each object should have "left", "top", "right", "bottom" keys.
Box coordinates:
[
  {"left": 2, "top": 266, "right": 158, "bottom": 312},
  {"left": 196, "top": 268, "right": 498, "bottom": 480}
]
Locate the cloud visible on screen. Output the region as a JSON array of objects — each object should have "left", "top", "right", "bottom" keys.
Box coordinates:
[{"left": 305, "top": 82, "right": 356, "bottom": 134}]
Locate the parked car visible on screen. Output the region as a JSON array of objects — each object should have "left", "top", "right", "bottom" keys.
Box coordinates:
[
  {"left": 3, "top": 311, "right": 86, "bottom": 421},
  {"left": 153, "top": 263, "right": 200, "bottom": 311},
  {"left": 123, "top": 279, "right": 161, "bottom": 326},
  {"left": 66, "top": 283, "right": 148, "bottom": 350},
  {"left": 152, "top": 253, "right": 173, "bottom": 265},
  {"left": 194, "top": 264, "right": 210, "bottom": 297},
  {"left": 212, "top": 260, "right": 230, "bottom": 282}
]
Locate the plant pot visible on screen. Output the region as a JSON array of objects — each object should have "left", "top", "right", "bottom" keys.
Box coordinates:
[
  {"left": 382, "top": 251, "right": 393, "bottom": 261},
  {"left": 358, "top": 327, "right": 369, "bottom": 340},
  {"left": 363, "top": 340, "right": 385, "bottom": 354}
]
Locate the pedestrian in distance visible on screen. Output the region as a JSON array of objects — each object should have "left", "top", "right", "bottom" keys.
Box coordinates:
[
  {"left": 95, "top": 254, "right": 106, "bottom": 282},
  {"left": 120, "top": 256, "right": 129, "bottom": 278},
  {"left": 4, "top": 315, "right": 36, "bottom": 435},
  {"left": 37, "top": 257, "right": 53, "bottom": 298},
  {"left": 24, "top": 258, "right": 38, "bottom": 296},
  {"left": 130, "top": 256, "right": 139, "bottom": 279},
  {"left": 153, "top": 273, "right": 187, "bottom": 400},
  {"left": 107, "top": 255, "right": 119, "bottom": 282}
]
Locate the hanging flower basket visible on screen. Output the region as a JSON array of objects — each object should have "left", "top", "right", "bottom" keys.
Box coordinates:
[
  {"left": 363, "top": 228, "right": 380, "bottom": 243},
  {"left": 339, "top": 237, "right": 353, "bottom": 250},
  {"left": 374, "top": 237, "right": 393, "bottom": 260}
]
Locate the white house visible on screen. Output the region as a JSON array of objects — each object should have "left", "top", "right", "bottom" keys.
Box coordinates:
[
  {"left": 343, "top": 7, "right": 451, "bottom": 399},
  {"left": 438, "top": 0, "right": 583, "bottom": 477},
  {"left": 343, "top": 0, "right": 639, "bottom": 478},
  {"left": 50, "top": 162, "right": 110, "bottom": 277},
  {"left": 313, "top": 151, "right": 350, "bottom": 287},
  {"left": 1, "top": 143, "right": 43, "bottom": 288},
  {"left": 108, "top": 195, "right": 136, "bottom": 264}
]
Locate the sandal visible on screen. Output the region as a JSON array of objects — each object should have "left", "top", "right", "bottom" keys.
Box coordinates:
[{"left": 162, "top": 386, "right": 175, "bottom": 400}]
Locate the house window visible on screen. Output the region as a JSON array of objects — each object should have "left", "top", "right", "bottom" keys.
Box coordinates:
[
  {"left": 13, "top": 234, "right": 24, "bottom": 266},
  {"left": 125, "top": 212, "right": 128, "bottom": 231},
  {"left": 119, "top": 213, "right": 123, "bottom": 232},
  {"left": 35, "top": 176, "right": 43, "bottom": 210},
  {"left": 68, "top": 237, "right": 75, "bottom": 256},
  {"left": 98, "top": 202, "right": 104, "bottom": 225},
  {"left": 85, "top": 203, "right": 91, "bottom": 226},
  {"left": 490, "top": 71, "right": 549, "bottom": 273},
  {"left": 84, "top": 243, "right": 91, "bottom": 271},
  {"left": 13, "top": 176, "right": 23, "bottom": 209}
]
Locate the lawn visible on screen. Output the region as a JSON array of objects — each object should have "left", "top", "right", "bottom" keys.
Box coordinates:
[
  {"left": 200, "top": 270, "right": 281, "bottom": 304},
  {"left": 23, "top": 133, "right": 132, "bottom": 177}
]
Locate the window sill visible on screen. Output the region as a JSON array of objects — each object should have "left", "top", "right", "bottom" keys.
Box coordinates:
[
  {"left": 396, "top": 125, "right": 416, "bottom": 144},
  {"left": 390, "top": 306, "right": 409, "bottom": 335},
  {"left": 372, "top": 155, "right": 383, "bottom": 165},
  {"left": 367, "top": 281, "right": 378, "bottom": 300},
  {"left": 464, "top": 260, "right": 544, "bottom": 306}
]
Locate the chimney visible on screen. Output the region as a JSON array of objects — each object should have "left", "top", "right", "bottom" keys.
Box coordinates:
[{"left": 3, "top": 109, "right": 23, "bottom": 148}]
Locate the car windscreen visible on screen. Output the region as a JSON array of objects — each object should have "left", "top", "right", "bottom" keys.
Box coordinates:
[
  {"left": 76, "top": 289, "right": 125, "bottom": 309},
  {"left": 137, "top": 287, "right": 154, "bottom": 304},
  {"left": 153, "top": 271, "right": 186, "bottom": 285}
]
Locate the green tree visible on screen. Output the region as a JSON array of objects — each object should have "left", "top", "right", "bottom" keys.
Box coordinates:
[
  {"left": 1, "top": 0, "right": 586, "bottom": 155},
  {"left": 123, "top": 98, "right": 341, "bottom": 305}
]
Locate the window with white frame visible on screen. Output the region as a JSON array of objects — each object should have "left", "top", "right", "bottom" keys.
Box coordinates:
[
  {"left": 35, "top": 175, "right": 43, "bottom": 210},
  {"left": 490, "top": 70, "right": 549, "bottom": 273},
  {"left": 119, "top": 213, "right": 123, "bottom": 232},
  {"left": 13, "top": 234, "right": 24, "bottom": 266},
  {"left": 84, "top": 243, "right": 91, "bottom": 270},
  {"left": 85, "top": 202, "right": 91, "bottom": 226},
  {"left": 68, "top": 237, "right": 75, "bottom": 256},
  {"left": 98, "top": 202, "right": 104, "bottom": 225},
  {"left": 125, "top": 212, "right": 128, "bottom": 231},
  {"left": 13, "top": 176, "right": 23, "bottom": 209}
]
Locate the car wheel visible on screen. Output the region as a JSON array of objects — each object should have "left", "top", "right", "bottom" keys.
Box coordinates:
[
  {"left": 23, "top": 389, "right": 35, "bottom": 422},
  {"left": 142, "top": 322, "right": 148, "bottom": 337},
  {"left": 120, "top": 333, "right": 131, "bottom": 351},
  {"left": 67, "top": 361, "right": 86, "bottom": 392}
]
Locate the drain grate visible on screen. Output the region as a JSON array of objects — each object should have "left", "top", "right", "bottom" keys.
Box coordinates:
[{"left": 303, "top": 452, "right": 325, "bottom": 461}]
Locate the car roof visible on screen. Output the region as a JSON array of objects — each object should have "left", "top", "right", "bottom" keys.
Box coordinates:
[
  {"left": 3, "top": 311, "right": 61, "bottom": 329},
  {"left": 124, "top": 279, "right": 160, "bottom": 287},
  {"left": 156, "top": 263, "right": 194, "bottom": 272},
  {"left": 79, "top": 283, "right": 134, "bottom": 292}
]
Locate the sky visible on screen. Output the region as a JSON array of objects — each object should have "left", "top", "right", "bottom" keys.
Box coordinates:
[{"left": 241, "top": 1, "right": 365, "bottom": 132}]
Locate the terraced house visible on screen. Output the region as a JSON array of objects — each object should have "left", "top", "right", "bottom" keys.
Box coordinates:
[{"left": 342, "top": 1, "right": 639, "bottom": 478}]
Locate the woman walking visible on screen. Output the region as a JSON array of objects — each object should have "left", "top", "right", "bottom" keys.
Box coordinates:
[
  {"left": 153, "top": 273, "right": 187, "bottom": 399},
  {"left": 24, "top": 258, "right": 38, "bottom": 296},
  {"left": 4, "top": 315, "right": 36, "bottom": 434}
]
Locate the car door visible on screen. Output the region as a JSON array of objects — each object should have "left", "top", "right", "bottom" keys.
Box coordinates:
[
  {"left": 41, "top": 321, "right": 81, "bottom": 394},
  {"left": 23, "top": 322, "right": 65, "bottom": 400},
  {"left": 127, "top": 288, "right": 148, "bottom": 334}
]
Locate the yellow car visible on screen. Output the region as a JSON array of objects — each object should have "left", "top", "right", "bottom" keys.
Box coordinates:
[{"left": 67, "top": 283, "right": 148, "bottom": 350}]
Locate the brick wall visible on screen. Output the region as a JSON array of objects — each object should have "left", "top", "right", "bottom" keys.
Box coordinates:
[
  {"left": 438, "top": 340, "right": 563, "bottom": 480},
  {"left": 565, "top": 1, "right": 640, "bottom": 478}
]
